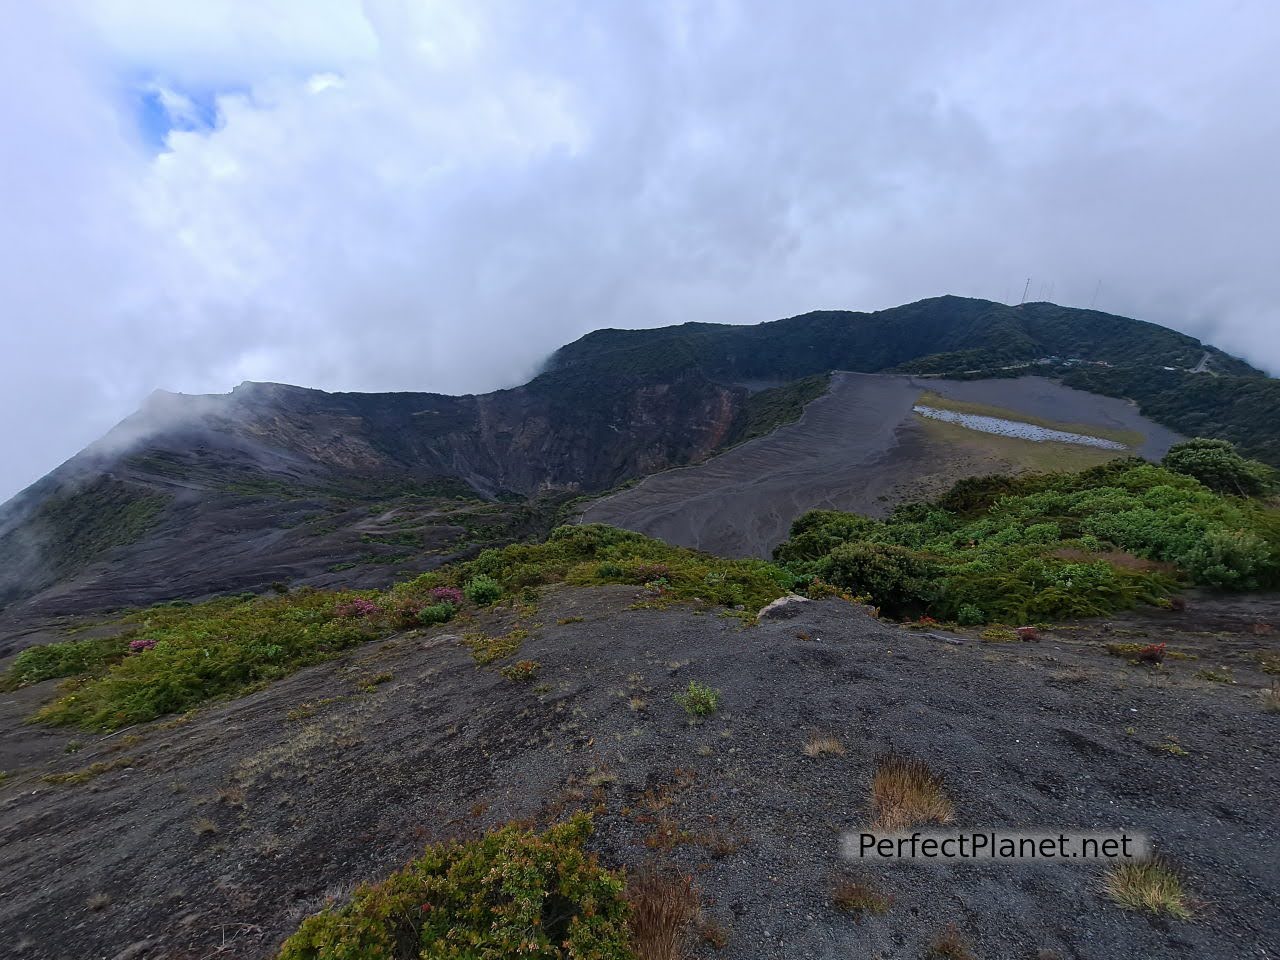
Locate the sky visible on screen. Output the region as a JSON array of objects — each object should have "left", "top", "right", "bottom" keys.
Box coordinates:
[{"left": 2, "top": 0, "right": 1279, "bottom": 502}]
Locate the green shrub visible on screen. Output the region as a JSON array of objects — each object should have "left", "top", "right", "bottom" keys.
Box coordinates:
[
  {"left": 2, "top": 636, "right": 130, "bottom": 689},
  {"left": 276, "top": 814, "right": 631, "bottom": 960},
  {"left": 813, "top": 542, "right": 938, "bottom": 617},
  {"left": 500, "top": 659, "right": 541, "bottom": 682},
  {"left": 1162, "top": 438, "right": 1272, "bottom": 496},
  {"left": 416, "top": 602, "right": 456, "bottom": 626},
  {"left": 774, "top": 459, "right": 1279, "bottom": 623},
  {"left": 464, "top": 574, "right": 503, "bottom": 605},
  {"left": 674, "top": 681, "right": 721, "bottom": 718},
  {"left": 34, "top": 592, "right": 389, "bottom": 730},
  {"left": 1178, "top": 527, "right": 1273, "bottom": 589}
]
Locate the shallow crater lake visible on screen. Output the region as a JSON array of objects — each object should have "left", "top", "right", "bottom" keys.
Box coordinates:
[{"left": 912, "top": 405, "right": 1128, "bottom": 450}]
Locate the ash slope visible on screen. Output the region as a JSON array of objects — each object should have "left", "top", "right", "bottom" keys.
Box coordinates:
[
  {"left": 583, "top": 373, "right": 1182, "bottom": 558},
  {"left": 0, "top": 590, "right": 1276, "bottom": 959}
]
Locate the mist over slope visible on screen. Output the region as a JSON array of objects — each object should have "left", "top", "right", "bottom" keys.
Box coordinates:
[{"left": 0, "top": 296, "right": 1271, "bottom": 616}]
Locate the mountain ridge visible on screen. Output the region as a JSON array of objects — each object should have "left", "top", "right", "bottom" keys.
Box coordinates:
[{"left": 1, "top": 295, "right": 1273, "bottom": 616}]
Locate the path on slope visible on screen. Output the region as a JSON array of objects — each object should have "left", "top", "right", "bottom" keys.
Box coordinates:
[{"left": 582, "top": 372, "right": 1181, "bottom": 558}]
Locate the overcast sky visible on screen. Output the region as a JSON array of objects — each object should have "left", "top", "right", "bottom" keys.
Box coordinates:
[{"left": 2, "top": 1, "right": 1278, "bottom": 501}]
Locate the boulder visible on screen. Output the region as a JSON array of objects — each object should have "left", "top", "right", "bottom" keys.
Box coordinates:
[{"left": 757, "top": 594, "right": 812, "bottom": 622}]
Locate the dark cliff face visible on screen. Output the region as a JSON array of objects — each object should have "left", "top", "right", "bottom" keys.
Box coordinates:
[{"left": 0, "top": 367, "right": 747, "bottom": 613}]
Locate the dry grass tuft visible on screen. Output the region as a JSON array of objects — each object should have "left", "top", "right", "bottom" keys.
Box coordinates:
[
  {"left": 870, "top": 754, "right": 954, "bottom": 830},
  {"left": 643, "top": 816, "right": 695, "bottom": 852},
  {"left": 803, "top": 735, "right": 846, "bottom": 757},
  {"left": 627, "top": 869, "right": 701, "bottom": 960},
  {"left": 1102, "top": 860, "right": 1193, "bottom": 919},
  {"left": 1262, "top": 681, "right": 1280, "bottom": 713},
  {"left": 831, "top": 877, "right": 890, "bottom": 921},
  {"left": 697, "top": 918, "right": 729, "bottom": 950},
  {"left": 927, "top": 923, "right": 975, "bottom": 959},
  {"left": 191, "top": 817, "right": 218, "bottom": 836}
]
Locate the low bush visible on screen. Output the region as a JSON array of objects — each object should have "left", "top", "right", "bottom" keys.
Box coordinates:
[
  {"left": 1161, "top": 437, "right": 1273, "bottom": 496},
  {"left": 773, "top": 454, "right": 1280, "bottom": 622},
  {"left": 428, "top": 586, "right": 464, "bottom": 606},
  {"left": 32, "top": 592, "right": 390, "bottom": 730},
  {"left": 463, "top": 574, "right": 503, "bottom": 605},
  {"left": 813, "top": 542, "right": 938, "bottom": 616},
  {"left": 1, "top": 636, "right": 130, "bottom": 689},
  {"left": 1136, "top": 642, "right": 1166, "bottom": 664},
  {"left": 277, "top": 814, "right": 631, "bottom": 959},
  {"left": 674, "top": 681, "right": 721, "bottom": 718},
  {"left": 416, "top": 602, "right": 456, "bottom": 626},
  {"left": 499, "top": 659, "right": 541, "bottom": 682}
]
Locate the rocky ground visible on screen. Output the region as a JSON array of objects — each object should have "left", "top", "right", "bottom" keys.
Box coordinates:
[{"left": 1, "top": 587, "right": 1276, "bottom": 959}]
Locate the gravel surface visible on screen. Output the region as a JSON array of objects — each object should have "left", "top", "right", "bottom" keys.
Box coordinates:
[{"left": 1, "top": 587, "right": 1275, "bottom": 959}]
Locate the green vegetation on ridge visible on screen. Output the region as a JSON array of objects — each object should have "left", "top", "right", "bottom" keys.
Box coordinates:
[
  {"left": 9, "top": 439, "right": 1275, "bottom": 731},
  {"left": 723, "top": 373, "right": 831, "bottom": 447},
  {"left": 547, "top": 297, "right": 1279, "bottom": 466},
  {"left": 10, "top": 524, "right": 795, "bottom": 730},
  {"left": 774, "top": 441, "right": 1279, "bottom": 622}
]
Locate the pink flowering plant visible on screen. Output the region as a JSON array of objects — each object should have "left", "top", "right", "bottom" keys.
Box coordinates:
[
  {"left": 334, "top": 598, "right": 382, "bottom": 619},
  {"left": 429, "top": 586, "right": 464, "bottom": 606}
]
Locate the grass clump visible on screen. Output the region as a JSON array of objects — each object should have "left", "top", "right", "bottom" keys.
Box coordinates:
[
  {"left": 626, "top": 869, "right": 700, "bottom": 960},
  {"left": 927, "top": 923, "right": 976, "bottom": 960},
  {"left": 803, "top": 735, "right": 846, "bottom": 757},
  {"left": 1102, "top": 860, "right": 1193, "bottom": 919},
  {"left": 870, "top": 754, "right": 954, "bottom": 830},
  {"left": 277, "top": 814, "right": 631, "bottom": 960},
  {"left": 674, "top": 681, "right": 721, "bottom": 718},
  {"left": 41, "top": 756, "right": 139, "bottom": 786},
  {"left": 500, "top": 659, "right": 541, "bottom": 682},
  {"left": 1261, "top": 682, "right": 1280, "bottom": 712},
  {"left": 832, "top": 878, "right": 890, "bottom": 921},
  {"left": 774, "top": 455, "right": 1280, "bottom": 622},
  {"left": 1194, "top": 667, "right": 1234, "bottom": 683},
  {"left": 464, "top": 628, "right": 528, "bottom": 666},
  {"left": 980, "top": 625, "right": 1018, "bottom": 643}
]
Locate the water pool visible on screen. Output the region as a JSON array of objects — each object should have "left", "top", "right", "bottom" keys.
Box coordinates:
[{"left": 913, "top": 405, "right": 1128, "bottom": 450}]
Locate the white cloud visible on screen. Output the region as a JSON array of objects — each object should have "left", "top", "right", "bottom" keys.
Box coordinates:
[{"left": 1, "top": 0, "right": 1279, "bottom": 501}]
